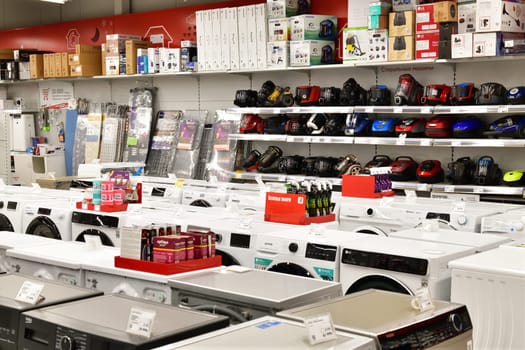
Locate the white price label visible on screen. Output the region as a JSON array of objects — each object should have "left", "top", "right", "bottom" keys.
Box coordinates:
[
  {"left": 416, "top": 184, "right": 427, "bottom": 191},
  {"left": 497, "top": 105, "right": 509, "bottom": 113},
  {"left": 364, "top": 107, "right": 374, "bottom": 113},
  {"left": 305, "top": 313, "right": 337, "bottom": 345},
  {"left": 126, "top": 307, "right": 156, "bottom": 338},
  {"left": 394, "top": 107, "right": 403, "bottom": 113},
  {"left": 444, "top": 186, "right": 455, "bottom": 193},
  {"left": 452, "top": 201, "right": 466, "bottom": 212},
  {"left": 411, "top": 287, "right": 435, "bottom": 312},
  {"left": 15, "top": 281, "right": 45, "bottom": 305},
  {"left": 396, "top": 134, "right": 407, "bottom": 145},
  {"left": 420, "top": 139, "right": 431, "bottom": 146},
  {"left": 451, "top": 140, "right": 461, "bottom": 147}
]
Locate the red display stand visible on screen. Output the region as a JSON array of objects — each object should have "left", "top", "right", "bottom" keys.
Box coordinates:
[
  {"left": 342, "top": 175, "right": 395, "bottom": 198},
  {"left": 264, "top": 192, "right": 336, "bottom": 225},
  {"left": 114, "top": 255, "right": 222, "bottom": 275},
  {"left": 76, "top": 201, "right": 128, "bottom": 212}
]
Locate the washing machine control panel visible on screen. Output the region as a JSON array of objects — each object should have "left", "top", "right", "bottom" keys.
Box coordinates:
[
  {"left": 425, "top": 212, "right": 450, "bottom": 222},
  {"left": 230, "top": 233, "right": 251, "bottom": 249},
  {"left": 37, "top": 207, "right": 52, "bottom": 215},
  {"left": 341, "top": 248, "right": 429, "bottom": 276},
  {"left": 377, "top": 305, "right": 472, "bottom": 349},
  {"left": 72, "top": 212, "right": 119, "bottom": 228},
  {"left": 6, "top": 201, "right": 17, "bottom": 211},
  {"left": 305, "top": 243, "right": 337, "bottom": 262}
]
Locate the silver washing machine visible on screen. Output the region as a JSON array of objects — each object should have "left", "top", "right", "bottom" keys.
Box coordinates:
[
  {"left": 153, "top": 316, "right": 375, "bottom": 350},
  {"left": 19, "top": 294, "right": 229, "bottom": 350},
  {"left": 278, "top": 289, "right": 473, "bottom": 350},
  {"left": 0, "top": 273, "right": 102, "bottom": 350},
  {"left": 169, "top": 266, "right": 342, "bottom": 323}
]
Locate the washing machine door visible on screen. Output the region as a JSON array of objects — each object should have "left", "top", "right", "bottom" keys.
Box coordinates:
[
  {"left": 346, "top": 275, "right": 412, "bottom": 296},
  {"left": 267, "top": 262, "right": 314, "bottom": 278},
  {"left": 75, "top": 229, "right": 114, "bottom": 246},
  {"left": 0, "top": 214, "right": 14, "bottom": 232},
  {"left": 352, "top": 225, "right": 389, "bottom": 236},
  {"left": 25, "top": 216, "right": 61, "bottom": 240},
  {"left": 190, "top": 199, "right": 212, "bottom": 207},
  {"left": 215, "top": 249, "right": 241, "bottom": 266}
]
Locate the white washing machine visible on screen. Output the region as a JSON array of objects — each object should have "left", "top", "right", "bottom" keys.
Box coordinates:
[
  {"left": 0, "top": 193, "right": 52, "bottom": 233},
  {"left": 480, "top": 208, "right": 525, "bottom": 241},
  {"left": 338, "top": 235, "right": 474, "bottom": 301},
  {"left": 71, "top": 209, "right": 131, "bottom": 247},
  {"left": 390, "top": 226, "right": 512, "bottom": 253},
  {"left": 0, "top": 231, "right": 56, "bottom": 273},
  {"left": 5, "top": 240, "right": 119, "bottom": 286},
  {"left": 181, "top": 186, "right": 228, "bottom": 207},
  {"left": 22, "top": 200, "right": 76, "bottom": 240},
  {"left": 450, "top": 246, "right": 525, "bottom": 350}
]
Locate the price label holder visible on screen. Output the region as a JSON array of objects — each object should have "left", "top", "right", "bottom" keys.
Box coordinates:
[
  {"left": 396, "top": 134, "right": 407, "bottom": 145},
  {"left": 305, "top": 313, "right": 337, "bottom": 345},
  {"left": 126, "top": 307, "right": 156, "bottom": 338},
  {"left": 444, "top": 185, "right": 455, "bottom": 193},
  {"left": 452, "top": 201, "right": 466, "bottom": 212},
  {"left": 410, "top": 287, "right": 435, "bottom": 313},
  {"left": 15, "top": 281, "right": 45, "bottom": 305},
  {"left": 226, "top": 265, "right": 251, "bottom": 273}
]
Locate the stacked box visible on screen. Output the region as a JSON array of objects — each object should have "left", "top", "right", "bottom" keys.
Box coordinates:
[
  {"left": 68, "top": 44, "right": 102, "bottom": 77},
  {"left": 369, "top": 2, "right": 391, "bottom": 30},
  {"left": 458, "top": 2, "right": 476, "bottom": 33},
  {"left": 159, "top": 48, "right": 181, "bottom": 73},
  {"left": 290, "top": 15, "right": 338, "bottom": 41},
  {"left": 105, "top": 33, "right": 142, "bottom": 75},
  {"left": 368, "top": 29, "right": 389, "bottom": 62},
  {"left": 343, "top": 27, "right": 370, "bottom": 62},
  {"left": 180, "top": 40, "right": 197, "bottom": 72},
  {"left": 290, "top": 40, "right": 335, "bottom": 66},
  {"left": 153, "top": 235, "right": 195, "bottom": 264},
  {"left": 476, "top": 0, "right": 525, "bottom": 32},
  {"left": 389, "top": 11, "right": 415, "bottom": 60},
  {"left": 267, "top": 0, "right": 311, "bottom": 19},
  {"left": 415, "top": 2, "right": 457, "bottom": 59},
  {"left": 29, "top": 54, "right": 44, "bottom": 79},
  {"left": 267, "top": 41, "right": 289, "bottom": 67},
  {"left": 125, "top": 40, "right": 151, "bottom": 75}
]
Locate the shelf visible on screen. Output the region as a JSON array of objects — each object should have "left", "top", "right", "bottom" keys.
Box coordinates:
[
  {"left": 432, "top": 184, "right": 525, "bottom": 196},
  {"left": 229, "top": 134, "right": 288, "bottom": 142},
  {"left": 226, "top": 107, "right": 354, "bottom": 114},
  {"left": 392, "top": 182, "right": 433, "bottom": 192},
  {"left": 433, "top": 105, "right": 512, "bottom": 114},
  {"left": 432, "top": 138, "right": 525, "bottom": 148}
]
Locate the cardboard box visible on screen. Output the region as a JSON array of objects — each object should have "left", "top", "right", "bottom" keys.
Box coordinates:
[
  {"left": 36, "top": 176, "right": 77, "bottom": 190},
  {"left": 452, "top": 33, "right": 473, "bottom": 58},
  {"left": 137, "top": 48, "right": 149, "bottom": 74},
  {"left": 105, "top": 56, "right": 120, "bottom": 75},
  {"left": 228, "top": 7, "right": 240, "bottom": 70},
  {"left": 29, "top": 54, "right": 44, "bottom": 79},
  {"left": 14, "top": 49, "right": 40, "bottom": 62},
  {"left": 368, "top": 29, "right": 389, "bottom": 62},
  {"left": 203, "top": 9, "right": 213, "bottom": 71},
  {"left": 473, "top": 32, "right": 525, "bottom": 56},
  {"left": 159, "top": 48, "right": 180, "bottom": 73},
  {"left": 389, "top": 35, "right": 415, "bottom": 61},
  {"left": 105, "top": 34, "right": 142, "bottom": 57},
  {"left": 267, "top": 41, "right": 289, "bottom": 67},
  {"left": 147, "top": 47, "right": 160, "bottom": 74},
  {"left": 0, "top": 49, "right": 14, "bottom": 60},
  {"left": 238, "top": 6, "right": 249, "bottom": 69},
  {"left": 54, "top": 53, "right": 62, "bottom": 77},
  {"left": 125, "top": 40, "right": 150, "bottom": 75},
  {"left": 75, "top": 44, "right": 101, "bottom": 54},
  {"left": 246, "top": 5, "right": 258, "bottom": 69},
  {"left": 220, "top": 8, "right": 231, "bottom": 70},
  {"left": 269, "top": 18, "right": 290, "bottom": 42},
  {"left": 476, "top": 0, "right": 525, "bottom": 32},
  {"left": 255, "top": 3, "right": 268, "bottom": 69},
  {"left": 43, "top": 54, "right": 50, "bottom": 78},
  {"left": 458, "top": 2, "right": 476, "bottom": 33},
  {"left": 101, "top": 43, "right": 106, "bottom": 76},
  {"left": 369, "top": 2, "right": 392, "bottom": 15},
  {"left": 70, "top": 64, "right": 102, "bottom": 77},
  {"left": 504, "top": 36, "right": 525, "bottom": 55},
  {"left": 393, "top": 0, "right": 419, "bottom": 12},
  {"left": 416, "top": 32, "right": 451, "bottom": 59},
  {"left": 180, "top": 42, "right": 197, "bottom": 72},
  {"left": 349, "top": 0, "right": 371, "bottom": 27},
  {"left": 290, "top": 40, "right": 335, "bottom": 66},
  {"left": 343, "top": 27, "right": 369, "bottom": 62},
  {"left": 153, "top": 235, "right": 193, "bottom": 263},
  {"left": 195, "top": 10, "right": 207, "bottom": 72},
  {"left": 211, "top": 8, "right": 222, "bottom": 70},
  {"left": 290, "top": 15, "right": 338, "bottom": 41},
  {"left": 416, "top": 2, "right": 458, "bottom": 32},
  {"left": 69, "top": 52, "right": 102, "bottom": 66},
  {"left": 389, "top": 11, "right": 415, "bottom": 37},
  {"left": 369, "top": 15, "right": 389, "bottom": 30},
  {"left": 61, "top": 52, "right": 69, "bottom": 77},
  {"left": 19, "top": 62, "right": 30, "bottom": 80},
  {"left": 267, "top": 0, "right": 309, "bottom": 18}
]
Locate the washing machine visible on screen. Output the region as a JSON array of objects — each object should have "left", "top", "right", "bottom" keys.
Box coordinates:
[
  {"left": 71, "top": 208, "right": 131, "bottom": 247},
  {"left": 450, "top": 246, "right": 525, "bottom": 350},
  {"left": 480, "top": 208, "right": 525, "bottom": 241},
  {"left": 22, "top": 200, "right": 76, "bottom": 241},
  {"left": 0, "top": 193, "right": 52, "bottom": 233},
  {"left": 19, "top": 294, "right": 229, "bottom": 350},
  {"left": 0, "top": 231, "right": 56, "bottom": 273},
  {"left": 154, "top": 316, "right": 375, "bottom": 350},
  {"left": 338, "top": 235, "right": 474, "bottom": 301},
  {"left": 181, "top": 185, "right": 229, "bottom": 207},
  {"left": 6, "top": 240, "right": 119, "bottom": 286},
  {"left": 277, "top": 289, "right": 473, "bottom": 350},
  {"left": 0, "top": 273, "right": 102, "bottom": 350},
  {"left": 390, "top": 225, "right": 512, "bottom": 253},
  {"left": 169, "top": 266, "right": 342, "bottom": 323}
]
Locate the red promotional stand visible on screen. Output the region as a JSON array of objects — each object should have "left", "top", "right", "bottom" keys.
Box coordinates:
[{"left": 264, "top": 192, "right": 336, "bottom": 225}]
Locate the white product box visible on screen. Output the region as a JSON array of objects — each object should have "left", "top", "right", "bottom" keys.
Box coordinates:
[
  {"left": 458, "top": 2, "right": 476, "bottom": 33},
  {"left": 393, "top": 0, "right": 419, "bottom": 12},
  {"left": 452, "top": 33, "right": 473, "bottom": 58},
  {"left": 105, "top": 56, "right": 119, "bottom": 75},
  {"left": 473, "top": 32, "right": 502, "bottom": 57},
  {"left": 342, "top": 27, "right": 369, "bottom": 62},
  {"left": 137, "top": 48, "right": 149, "bottom": 74},
  {"left": 267, "top": 41, "right": 289, "bottom": 67},
  {"left": 267, "top": 0, "right": 304, "bottom": 18},
  {"left": 238, "top": 6, "right": 249, "bottom": 70},
  {"left": 290, "top": 15, "right": 338, "bottom": 41},
  {"left": 348, "top": 0, "right": 370, "bottom": 27},
  {"left": 368, "top": 29, "right": 389, "bottom": 62},
  {"left": 476, "top": 0, "right": 525, "bottom": 32},
  {"left": 147, "top": 47, "right": 160, "bottom": 74},
  {"left": 204, "top": 10, "right": 214, "bottom": 71},
  {"left": 195, "top": 10, "right": 206, "bottom": 72},
  {"left": 268, "top": 18, "right": 289, "bottom": 42},
  {"left": 229, "top": 7, "right": 240, "bottom": 70},
  {"left": 159, "top": 48, "right": 180, "bottom": 73},
  {"left": 255, "top": 4, "right": 268, "bottom": 69},
  {"left": 211, "top": 8, "right": 222, "bottom": 70},
  {"left": 247, "top": 5, "right": 258, "bottom": 69},
  {"left": 290, "top": 40, "right": 335, "bottom": 66},
  {"left": 220, "top": 8, "right": 231, "bottom": 70}
]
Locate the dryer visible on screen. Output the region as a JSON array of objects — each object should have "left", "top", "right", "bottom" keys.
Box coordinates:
[
  {"left": 338, "top": 235, "right": 474, "bottom": 301},
  {"left": 6, "top": 240, "right": 119, "bottom": 286},
  {"left": 22, "top": 200, "right": 76, "bottom": 240},
  {"left": 0, "top": 232, "right": 56, "bottom": 273},
  {"left": 71, "top": 209, "right": 131, "bottom": 247},
  {"left": 450, "top": 246, "right": 525, "bottom": 350}
]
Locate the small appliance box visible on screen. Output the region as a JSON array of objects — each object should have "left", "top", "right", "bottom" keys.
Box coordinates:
[
  {"left": 29, "top": 54, "right": 44, "bottom": 79},
  {"left": 137, "top": 48, "right": 149, "bottom": 74},
  {"left": 343, "top": 27, "right": 370, "bottom": 62},
  {"left": 452, "top": 33, "right": 473, "bottom": 58},
  {"left": 125, "top": 39, "right": 151, "bottom": 75},
  {"left": 389, "top": 35, "right": 415, "bottom": 61},
  {"left": 369, "top": 15, "right": 389, "bottom": 30},
  {"left": 368, "top": 29, "right": 389, "bottom": 62},
  {"left": 267, "top": 0, "right": 310, "bottom": 18},
  {"left": 458, "top": 2, "right": 476, "bottom": 33},
  {"left": 290, "top": 40, "right": 335, "bottom": 66},
  {"left": 369, "top": 2, "right": 392, "bottom": 15},
  {"left": 147, "top": 47, "right": 160, "bottom": 74},
  {"left": 268, "top": 18, "right": 290, "bottom": 41},
  {"left": 180, "top": 40, "right": 197, "bottom": 72},
  {"left": 267, "top": 41, "right": 290, "bottom": 67},
  {"left": 476, "top": 0, "right": 525, "bottom": 32},
  {"left": 389, "top": 11, "right": 416, "bottom": 37},
  {"left": 393, "top": 0, "right": 419, "bottom": 12},
  {"left": 415, "top": 2, "right": 458, "bottom": 32},
  {"left": 289, "top": 15, "right": 338, "bottom": 41},
  {"left": 159, "top": 48, "right": 181, "bottom": 73},
  {"left": 153, "top": 235, "right": 194, "bottom": 263},
  {"left": 473, "top": 32, "right": 525, "bottom": 56},
  {"left": 105, "top": 34, "right": 142, "bottom": 59},
  {"left": 415, "top": 32, "right": 451, "bottom": 59}
]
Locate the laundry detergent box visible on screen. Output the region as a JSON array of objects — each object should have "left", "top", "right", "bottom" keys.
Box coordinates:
[
  {"left": 290, "top": 40, "right": 335, "bottom": 66},
  {"left": 153, "top": 235, "right": 194, "bottom": 263},
  {"left": 343, "top": 27, "right": 370, "bottom": 62},
  {"left": 289, "top": 15, "right": 338, "bottom": 41}
]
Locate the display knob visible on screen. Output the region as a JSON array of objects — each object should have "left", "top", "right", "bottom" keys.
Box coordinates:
[
  {"left": 60, "top": 335, "right": 74, "bottom": 350},
  {"left": 288, "top": 242, "right": 298, "bottom": 253},
  {"left": 366, "top": 208, "right": 374, "bottom": 216},
  {"left": 456, "top": 215, "right": 467, "bottom": 226},
  {"left": 215, "top": 233, "right": 222, "bottom": 243},
  {"left": 449, "top": 313, "right": 463, "bottom": 332}
]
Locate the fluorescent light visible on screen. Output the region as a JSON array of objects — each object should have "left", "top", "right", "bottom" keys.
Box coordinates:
[{"left": 41, "top": 0, "right": 69, "bottom": 4}]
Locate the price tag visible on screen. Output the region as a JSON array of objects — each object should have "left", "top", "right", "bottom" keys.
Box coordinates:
[
  {"left": 396, "top": 134, "right": 407, "bottom": 145},
  {"left": 420, "top": 139, "right": 431, "bottom": 146},
  {"left": 364, "top": 107, "right": 374, "bottom": 113},
  {"left": 497, "top": 105, "right": 509, "bottom": 113},
  {"left": 15, "top": 281, "right": 45, "bottom": 305},
  {"left": 451, "top": 140, "right": 461, "bottom": 147},
  {"left": 416, "top": 183, "right": 427, "bottom": 191},
  {"left": 411, "top": 287, "right": 435, "bottom": 312},
  {"left": 444, "top": 185, "right": 455, "bottom": 193},
  {"left": 126, "top": 307, "right": 156, "bottom": 338},
  {"left": 305, "top": 313, "right": 337, "bottom": 345},
  {"left": 452, "top": 201, "right": 465, "bottom": 212},
  {"left": 393, "top": 107, "right": 403, "bottom": 113}
]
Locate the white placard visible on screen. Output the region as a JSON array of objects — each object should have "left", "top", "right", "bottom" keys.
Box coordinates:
[
  {"left": 452, "top": 201, "right": 466, "bottom": 212},
  {"left": 444, "top": 185, "right": 455, "bottom": 193},
  {"left": 396, "top": 134, "right": 407, "bottom": 145},
  {"left": 411, "top": 287, "right": 435, "bottom": 312},
  {"left": 39, "top": 81, "right": 74, "bottom": 109},
  {"left": 126, "top": 307, "right": 156, "bottom": 338},
  {"left": 305, "top": 313, "right": 337, "bottom": 345},
  {"left": 15, "top": 281, "right": 45, "bottom": 305}
]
